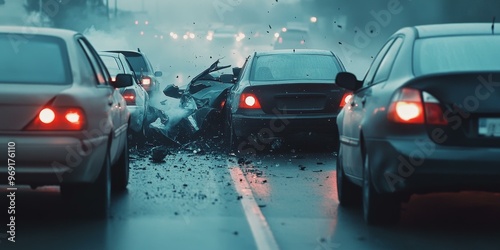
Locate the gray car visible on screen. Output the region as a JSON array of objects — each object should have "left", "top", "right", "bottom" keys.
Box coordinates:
[
  {"left": 336, "top": 23, "right": 500, "bottom": 225},
  {"left": 0, "top": 26, "right": 133, "bottom": 218}
]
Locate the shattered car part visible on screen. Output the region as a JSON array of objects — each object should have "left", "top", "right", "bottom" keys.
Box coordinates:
[{"left": 150, "top": 60, "right": 237, "bottom": 143}]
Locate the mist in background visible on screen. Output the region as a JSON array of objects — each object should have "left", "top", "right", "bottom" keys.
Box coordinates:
[{"left": 2, "top": 0, "right": 500, "bottom": 80}]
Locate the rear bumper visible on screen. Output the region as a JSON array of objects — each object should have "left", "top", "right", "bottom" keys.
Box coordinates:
[
  {"left": 0, "top": 133, "right": 108, "bottom": 186},
  {"left": 232, "top": 113, "right": 338, "bottom": 138},
  {"left": 366, "top": 138, "right": 500, "bottom": 195}
]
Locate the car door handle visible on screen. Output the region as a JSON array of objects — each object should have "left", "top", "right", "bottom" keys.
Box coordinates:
[{"left": 361, "top": 97, "right": 367, "bottom": 106}]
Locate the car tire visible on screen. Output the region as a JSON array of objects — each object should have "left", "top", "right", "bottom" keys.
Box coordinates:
[
  {"left": 112, "top": 139, "right": 129, "bottom": 192},
  {"left": 61, "top": 150, "right": 111, "bottom": 219},
  {"left": 336, "top": 147, "right": 362, "bottom": 207},
  {"left": 362, "top": 151, "right": 400, "bottom": 225}
]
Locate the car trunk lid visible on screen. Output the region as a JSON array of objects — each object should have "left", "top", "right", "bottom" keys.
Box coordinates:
[
  {"left": 246, "top": 80, "right": 346, "bottom": 114},
  {"left": 405, "top": 72, "right": 500, "bottom": 147},
  {"left": 0, "top": 83, "right": 70, "bottom": 131}
]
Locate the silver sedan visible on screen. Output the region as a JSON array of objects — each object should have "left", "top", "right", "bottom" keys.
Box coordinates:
[{"left": 0, "top": 26, "right": 133, "bottom": 218}]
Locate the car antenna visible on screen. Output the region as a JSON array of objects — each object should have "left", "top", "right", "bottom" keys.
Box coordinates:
[
  {"left": 138, "top": 48, "right": 141, "bottom": 53},
  {"left": 492, "top": 16, "right": 496, "bottom": 35}
]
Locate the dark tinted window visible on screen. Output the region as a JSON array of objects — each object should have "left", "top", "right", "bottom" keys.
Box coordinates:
[
  {"left": 0, "top": 34, "right": 71, "bottom": 84},
  {"left": 414, "top": 35, "right": 500, "bottom": 76},
  {"left": 251, "top": 54, "right": 341, "bottom": 81},
  {"left": 121, "top": 52, "right": 149, "bottom": 74}
]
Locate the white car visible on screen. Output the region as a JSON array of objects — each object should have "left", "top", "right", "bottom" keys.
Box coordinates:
[
  {"left": 99, "top": 51, "right": 150, "bottom": 143},
  {"left": 0, "top": 26, "right": 133, "bottom": 218}
]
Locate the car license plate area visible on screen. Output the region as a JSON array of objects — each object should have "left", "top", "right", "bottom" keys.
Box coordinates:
[
  {"left": 478, "top": 118, "right": 500, "bottom": 137},
  {"left": 275, "top": 96, "right": 325, "bottom": 111}
]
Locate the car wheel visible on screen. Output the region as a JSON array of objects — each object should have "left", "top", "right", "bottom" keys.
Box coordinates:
[
  {"left": 336, "top": 147, "right": 362, "bottom": 207},
  {"left": 112, "top": 139, "right": 129, "bottom": 192},
  {"left": 362, "top": 151, "right": 400, "bottom": 225},
  {"left": 61, "top": 151, "right": 111, "bottom": 219}
]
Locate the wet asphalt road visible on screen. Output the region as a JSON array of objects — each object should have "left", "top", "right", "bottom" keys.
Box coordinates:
[{"left": 1, "top": 138, "right": 500, "bottom": 250}]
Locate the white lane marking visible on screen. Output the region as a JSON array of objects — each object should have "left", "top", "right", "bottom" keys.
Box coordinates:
[{"left": 229, "top": 166, "right": 280, "bottom": 250}]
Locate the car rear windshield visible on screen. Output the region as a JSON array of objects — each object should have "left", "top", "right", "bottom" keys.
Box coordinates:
[
  {"left": 0, "top": 34, "right": 71, "bottom": 84},
  {"left": 120, "top": 52, "right": 149, "bottom": 73},
  {"left": 251, "top": 54, "right": 341, "bottom": 81},
  {"left": 414, "top": 35, "right": 500, "bottom": 76}
]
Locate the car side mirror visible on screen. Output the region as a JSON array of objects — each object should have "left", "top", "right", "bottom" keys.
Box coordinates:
[
  {"left": 219, "top": 74, "right": 235, "bottom": 83},
  {"left": 154, "top": 71, "right": 163, "bottom": 77},
  {"left": 163, "top": 84, "right": 183, "bottom": 98},
  {"left": 232, "top": 67, "right": 241, "bottom": 81},
  {"left": 112, "top": 74, "right": 134, "bottom": 88},
  {"left": 335, "top": 72, "right": 362, "bottom": 91}
]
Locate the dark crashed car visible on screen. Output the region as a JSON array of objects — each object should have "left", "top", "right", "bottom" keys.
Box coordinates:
[
  {"left": 335, "top": 23, "right": 500, "bottom": 225},
  {"left": 225, "top": 49, "right": 351, "bottom": 154},
  {"left": 153, "top": 60, "right": 237, "bottom": 143}
]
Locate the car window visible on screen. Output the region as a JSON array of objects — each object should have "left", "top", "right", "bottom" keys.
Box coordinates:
[
  {"left": 101, "top": 55, "right": 122, "bottom": 71},
  {"left": 414, "top": 35, "right": 500, "bottom": 76},
  {"left": 0, "top": 34, "right": 72, "bottom": 84},
  {"left": 372, "top": 37, "right": 404, "bottom": 84},
  {"left": 362, "top": 38, "right": 395, "bottom": 87},
  {"left": 250, "top": 54, "right": 341, "bottom": 81},
  {"left": 78, "top": 39, "right": 109, "bottom": 85},
  {"left": 122, "top": 53, "right": 149, "bottom": 74}
]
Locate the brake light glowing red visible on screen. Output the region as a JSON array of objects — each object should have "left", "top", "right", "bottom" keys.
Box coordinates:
[
  {"left": 339, "top": 92, "right": 353, "bottom": 108},
  {"left": 388, "top": 88, "right": 424, "bottom": 124},
  {"left": 122, "top": 89, "right": 136, "bottom": 105},
  {"left": 395, "top": 102, "right": 423, "bottom": 122},
  {"left": 39, "top": 108, "right": 55, "bottom": 124},
  {"left": 65, "top": 112, "right": 81, "bottom": 124},
  {"left": 388, "top": 88, "right": 447, "bottom": 125},
  {"left": 142, "top": 77, "right": 151, "bottom": 85},
  {"left": 27, "top": 107, "right": 85, "bottom": 131},
  {"left": 239, "top": 93, "right": 261, "bottom": 109}
]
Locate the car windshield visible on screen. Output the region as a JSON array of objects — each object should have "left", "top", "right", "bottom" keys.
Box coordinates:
[
  {"left": 251, "top": 54, "right": 341, "bottom": 81},
  {"left": 0, "top": 34, "right": 71, "bottom": 84},
  {"left": 414, "top": 35, "right": 500, "bottom": 76}
]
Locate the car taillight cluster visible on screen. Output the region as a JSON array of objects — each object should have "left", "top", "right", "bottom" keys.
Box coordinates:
[
  {"left": 26, "top": 107, "right": 85, "bottom": 131},
  {"left": 239, "top": 93, "right": 262, "bottom": 109},
  {"left": 339, "top": 92, "right": 353, "bottom": 108},
  {"left": 122, "top": 89, "right": 136, "bottom": 105},
  {"left": 141, "top": 77, "right": 152, "bottom": 91},
  {"left": 388, "top": 88, "right": 447, "bottom": 125}
]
